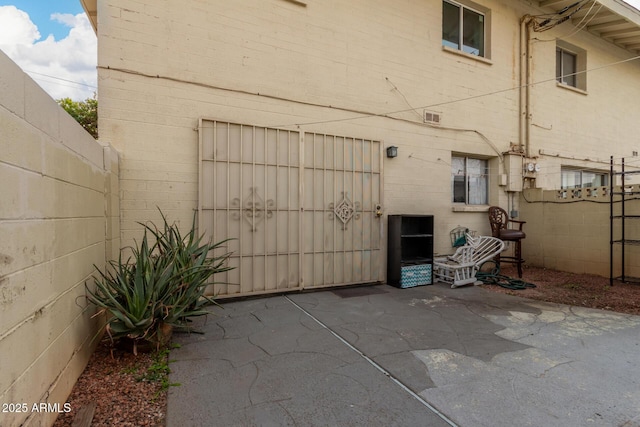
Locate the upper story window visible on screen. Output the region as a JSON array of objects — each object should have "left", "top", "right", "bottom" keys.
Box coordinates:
[
  {"left": 561, "top": 168, "right": 608, "bottom": 189},
  {"left": 452, "top": 156, "right": 488, "bottom": 205},
  {"left": 442, "top": 0, "right": 486, "bottom": 57},
  {"left": 556, "top": 47, "right": 577, "bottom": 87},
  {"left": 556, "top": 41, "right": 587, "bottom": 92}
]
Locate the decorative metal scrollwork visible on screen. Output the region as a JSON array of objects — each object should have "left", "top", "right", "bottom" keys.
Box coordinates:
[
  {"left": 231, "top": 187, "right": 274, "bottom": 232},
  {"left": 328, "top": 192, "right": 360, "bottom": 230}
]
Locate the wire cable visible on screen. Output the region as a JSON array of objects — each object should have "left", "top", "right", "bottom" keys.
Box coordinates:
[
  {"left": 25, "top": 69, "right": 97, "bottom": 89},
  {"left": 98, "top": 52, "right": 640, "bottom": 130},
  {"left": 534, "top": 1, "right": 603, "bottom": 42}
]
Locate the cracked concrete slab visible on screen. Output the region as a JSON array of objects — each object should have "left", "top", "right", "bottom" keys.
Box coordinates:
[
  {"left": 168, "top": 294, "right": 452, "bottom": 426},
  {"left": 168, "top": 284, "right": 640, "bottom": 426}
]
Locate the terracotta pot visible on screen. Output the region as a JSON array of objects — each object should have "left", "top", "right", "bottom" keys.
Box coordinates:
[{"left": 117, "top": 323, "right": 173, "bottom": 355}]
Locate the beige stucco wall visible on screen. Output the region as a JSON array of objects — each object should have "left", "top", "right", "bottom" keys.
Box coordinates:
[
  {"left": 527, "top": 14, "right": 640, "bottom": 190},
  {"left": 519, "top": 188, "right": 609, "bottom": 276},
  {"left": 95, "top": 0, "right": 639, "bottom": 267},
  {"left": 520, "top": 187, "right": 640, "bottom": 278},
  {"left": 0, "top": 50, "right": 119, "bottom": 426}
]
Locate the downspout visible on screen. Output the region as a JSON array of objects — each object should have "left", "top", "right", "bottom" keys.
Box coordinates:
[
  {"left": 511, "top": 15, "right": 535, "bottom": 217},
  {"left": 520, "top": 15, "right": 534, "bottom": 159}
]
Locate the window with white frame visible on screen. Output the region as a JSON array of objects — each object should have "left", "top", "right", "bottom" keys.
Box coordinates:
[
  {"left": 452, "top": 156, "right": 488, "bottom": 204},
  {"left": 442, "top": 0, "right": 487, "bottom": 57},
  {"left": 561, "top": 168, "right": 608, "bottom": 189},
  {"left": 556, "top": 47, "right": 576, "bottom": 87},
  {"left": 556, "top": 41, "right": 586, "bottom": 91}
]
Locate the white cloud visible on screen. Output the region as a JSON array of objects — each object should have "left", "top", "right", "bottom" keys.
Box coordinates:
[
  {"left": 0, "top": 6, "right": 96, "bottom": 101},
  {"left": 0, "top": 6, "right": 40, "bottom": 47},
  {"left": 625, "top": 0, "right": 640, "bottom": 10}
]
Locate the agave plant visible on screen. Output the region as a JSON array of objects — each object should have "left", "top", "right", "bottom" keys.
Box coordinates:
[{"left": 87, "top": 210, "right": 233, "bottom": 353}]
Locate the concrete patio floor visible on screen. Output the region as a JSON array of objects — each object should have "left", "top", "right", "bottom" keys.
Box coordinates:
[{"left": 167, "top": 283, "right": 640, "bottom": 426}]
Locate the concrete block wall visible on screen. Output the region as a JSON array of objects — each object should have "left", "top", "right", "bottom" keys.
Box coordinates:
[
  {"left": 0, "top": 50, "right": 119, "bottom": 426},
  {"left": 97, "top": 0, "right": 528, "bottom": 252},
  {"left": 95, "top": 0, "right": 640, "bottom": 264},
  {"left": 528, "top": 20, "right": 640, "bottom": 187},
  {"left": 519, "top": 188, "right": 621, "bottom": 277}
]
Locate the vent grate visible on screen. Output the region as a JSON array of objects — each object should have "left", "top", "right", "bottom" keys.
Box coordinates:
[{"left": 424, "top": 111, "right": 441, "bottom": 125}]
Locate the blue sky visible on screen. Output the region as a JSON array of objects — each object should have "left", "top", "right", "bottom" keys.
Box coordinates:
[
  {"left": 0, "top": 0, "right": 85, "bottom": 41},
  {"left": 0, "top": 0, "right": 96, "bottom": 100},
  {"left": 0, "top": 1, "right": 639, "bottom": 101}
]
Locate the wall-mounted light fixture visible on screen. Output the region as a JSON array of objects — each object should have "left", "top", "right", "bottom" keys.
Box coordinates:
[{"left": 386, "top": 146, "right": 398, "bottom": 158}]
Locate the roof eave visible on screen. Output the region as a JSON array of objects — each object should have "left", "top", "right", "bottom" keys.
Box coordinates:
[
  {"left": 80, "top": 0, "right": 97, "bottom": 34},
  {"left": 538, "top": 0, "right": 640, "bottom": 54}
]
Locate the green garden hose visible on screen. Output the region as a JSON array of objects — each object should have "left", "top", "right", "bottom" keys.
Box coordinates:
[{"left": 475, "top": 261, "right": 537, "bottom": 290}]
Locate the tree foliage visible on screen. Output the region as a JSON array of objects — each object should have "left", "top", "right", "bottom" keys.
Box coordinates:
[{"left": 57, "top": 95, "right": 98, "bottom": 139}]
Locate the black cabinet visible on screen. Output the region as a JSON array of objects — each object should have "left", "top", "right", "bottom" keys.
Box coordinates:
[{"left": 387, "top": 215, "right": 434, "bottom": 288}]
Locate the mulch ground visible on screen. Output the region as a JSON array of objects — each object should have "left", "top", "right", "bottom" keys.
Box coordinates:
[
  {"left": 481, "top": 264, "right": 640, "bottom": 315},
  {"left": 52, "top": 341, "right": 166, "bottom": 427}
]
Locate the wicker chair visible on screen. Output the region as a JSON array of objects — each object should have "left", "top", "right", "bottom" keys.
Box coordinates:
[
  {"left": 488, "top": 206, "right": 526, "bottom": 277},
  {"left": 434, "top": 234, "right": 505, "bottom": 288}
]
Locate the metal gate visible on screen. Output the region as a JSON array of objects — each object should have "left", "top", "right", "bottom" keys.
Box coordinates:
[{"left": 198, "top": 119, "right": 383, "bottom": 297}]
